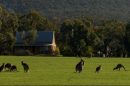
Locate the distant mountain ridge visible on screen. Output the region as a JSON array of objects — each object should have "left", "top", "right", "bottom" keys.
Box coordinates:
[{"left": 0, "top": 0, "right": 130, "bottom": 21}]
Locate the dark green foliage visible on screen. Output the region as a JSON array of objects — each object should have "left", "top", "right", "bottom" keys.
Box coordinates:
[
  {"left": 0, "top": 0, "right": 130, "bottom": 21},
  {"left": 0, "top": 6, "right": 18, "bottom": 54},
  {"left": 125, "top": 22, "right": 130, "bottom": 56},
  {"left": 1, "top": 4, "right": 130, "bottom": 57},
  {"left": 96, "top": 20, "right": 126, "bottom": 57},
  {"left": 59, "top": 18, "right": 129, "bottom": 57},
  {"left": 60, "top": 18, "right": 95, "bottom": 57}
]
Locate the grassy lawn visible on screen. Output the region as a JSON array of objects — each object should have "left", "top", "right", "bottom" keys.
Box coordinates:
[{"left": 0, "top": 56, "right": 130, "bottom": 85}]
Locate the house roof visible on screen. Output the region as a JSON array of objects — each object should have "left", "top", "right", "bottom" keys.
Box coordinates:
[
  {"left": 15, "top": 31, "right": 54, "bottom": 46},
  {"left": 35, "top": 31, "right": 53, "bottom": 44}
]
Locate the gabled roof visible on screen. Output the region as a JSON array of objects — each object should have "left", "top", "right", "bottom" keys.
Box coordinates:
[
  {"left": 15, "top": 31, "right": 54, "bottom": 46},
  {"left": 35, "top": 31, "right": 53, "bottom": 44}
]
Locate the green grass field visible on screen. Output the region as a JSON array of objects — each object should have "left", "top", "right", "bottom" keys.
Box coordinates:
[{"left": 0, "top": 56, "right": 130, "bottom": 85}]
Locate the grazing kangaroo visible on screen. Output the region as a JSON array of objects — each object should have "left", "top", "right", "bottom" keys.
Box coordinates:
[
  {"left": 113, "top": 64, "right": 126, "bottom": 71},
  {"left": 75, "top": 59, "right": 84, "bottom": 73},
  {"left": 95, "top": 65, "right": 102, "bottom": 73},
  {"left": 4, "top": 63, "right": 12, "bottom": 71},
  {"left": 10, "top": 65, "right": 17, "bottom": 72},
  {"left": 0, "top": 63, "right": 5, "bottom": 72},
  {"left": 21, "top": 61, "right": 29, "bottom": 72}
]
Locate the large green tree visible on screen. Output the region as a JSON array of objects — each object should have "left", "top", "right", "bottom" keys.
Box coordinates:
[
  {"left": 100, "top": 20, "right": 125, "bottom": 57},
  {"left": 18, "top": 10, "right": 56, "bottom": 45},
  {"left": 60, "top": 18, "right": 95, "bottom": 57},
  {"left": 0, "top": 6, "right": 18, "bottom": 54}
]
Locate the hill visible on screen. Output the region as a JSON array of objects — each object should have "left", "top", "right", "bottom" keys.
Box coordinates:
[{"left": 0, "top": 0, "right": 130, "bottom": 21}]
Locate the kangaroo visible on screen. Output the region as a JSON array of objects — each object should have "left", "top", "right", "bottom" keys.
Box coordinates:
[
  {"left": 95, "top": 65, "right": 102, "bottom": 73},
  {"left": 113, "top": 64, "right": 126, "bottom": 71},
  {"left": 75, "top": 59, "right": 84, "bottom": 73},
  {"left": 21, "top": 61, "right": 29, "bottom": 72},
  {"left": 10, "top": 65, "right": 17, "bottom": 72},
  {"left": 4, "top": 63, "right": 12, "bottom": 71}
]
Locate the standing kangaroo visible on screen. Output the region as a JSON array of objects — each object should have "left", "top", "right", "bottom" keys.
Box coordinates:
[
  {"left": 75, "top": 59, "right": 84, "bottom": 73},
  {"left": 113, "top": 64, "right": 126, "bottom": 71},
  {"left": 95, "top": 65, "right": 102, "bottom": 73},
  {"left": 21, "top": 61, "right": 29, "bottom": 72}
]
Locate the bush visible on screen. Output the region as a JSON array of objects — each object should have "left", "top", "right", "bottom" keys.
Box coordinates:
[
  {"left": 14, "top": 49, "right": 33, "bottom": 56},
  {"left": 86, "top": 46, "right": 94, "bottom": 57},
  {"left": 60, "top": 46, "right": 73, "bottom": 56},
  {"left": 0, "top": 50, "right": 11, "bottom": 55}
]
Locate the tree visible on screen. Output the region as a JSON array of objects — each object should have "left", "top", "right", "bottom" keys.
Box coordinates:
[
  {"left": 101, "top": 20, "right": 125, "bottom": 57},
  {"left": 18, "top": 10, "right": 56, "bottom": 45},
  {"left": 18, "top": 10, "right": 55, "bottom": 31},
  {"left": 125, "top": 21, "right": 130, "bottom": 56},
  {"left": 0, "top": 5, "right": 18, "bottom": 54},
  {"left": 60, "top": 18, "right": 95, "bottom": 57},
  {"left": 22, "top": 30, "right": 37, "bottom": 45}
]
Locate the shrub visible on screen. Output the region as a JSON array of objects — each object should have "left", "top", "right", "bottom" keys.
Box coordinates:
[{"left": 14, "top": 49, "right": 33, "bottom": 56}]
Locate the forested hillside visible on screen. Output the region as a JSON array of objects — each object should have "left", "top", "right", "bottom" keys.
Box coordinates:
[
  {"left": 0, "top": 0, "right": 130, "bottom": 21},
  {"left": 1, "top": 0, "right": 130, "bottom": 57}
]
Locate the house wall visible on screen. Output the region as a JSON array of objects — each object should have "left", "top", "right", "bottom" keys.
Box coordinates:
[{"left": 14, "top": 46, "right": 54, "bottom": 55}]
